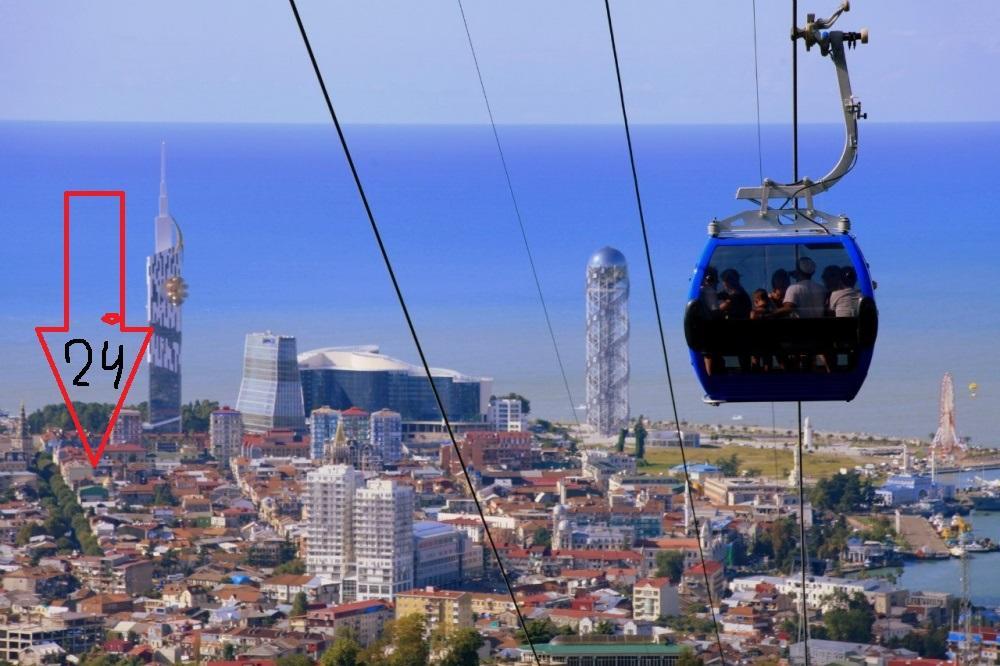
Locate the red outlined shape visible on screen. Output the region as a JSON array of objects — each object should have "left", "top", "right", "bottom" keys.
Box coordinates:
[{"left": 35, "top": 191, "right": 154, "bottom": 468}]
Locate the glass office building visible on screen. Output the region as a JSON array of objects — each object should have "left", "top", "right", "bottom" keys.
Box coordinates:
[
  {"left": 236, "top": 333, "right": 306, "bottom": 433},
  {"left": 298, "top": 346, "right": 491, "bottom": 422}
]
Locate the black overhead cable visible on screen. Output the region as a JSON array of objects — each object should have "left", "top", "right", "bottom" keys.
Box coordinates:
[
  {"left": 751, "top": 0, "right": 765, "bottom": 183},
  {"left": 284, "top": 3, "right": 541, "bottom": 664},
  {"left": 601, "top": 2, "right": 727, "bottom": 663},
  {"left": 456, "top": 0, "right": 580, "bottom": 428},
  {"left": 792, "top": 0, "right": 811, "bottom": 661}
]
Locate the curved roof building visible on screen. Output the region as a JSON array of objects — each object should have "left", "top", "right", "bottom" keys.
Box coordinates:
[{"left": 298, "top": 346, "right": 492, "bottom": 422}]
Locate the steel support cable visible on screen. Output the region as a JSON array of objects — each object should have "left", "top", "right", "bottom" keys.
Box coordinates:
[
  {"left": 456, "top": 0, "right": 580, "bottom": 428},
  {"left": 602, "top": 2, "right": 726, "bottom": 663},
  {"left": 285, "top": 3, "right": 541, "bottom": 663},
  {"left": 751, "top": 0, "right": 765, "bottom": 183},
  {"left": 791, "top": 2, "right": 810, "bottom": 660},
  {"left": 797, "top": 401, "right": 810, "bottom": 663}
]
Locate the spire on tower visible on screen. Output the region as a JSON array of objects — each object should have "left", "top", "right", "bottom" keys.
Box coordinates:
[
  {"left": 18, "top": 402, "right": 27, "bottom": 438},
  {"left": 159, "top": 141, "right": 169, "bottom": 217}
]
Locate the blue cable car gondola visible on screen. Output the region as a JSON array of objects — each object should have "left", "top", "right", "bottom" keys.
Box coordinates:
[{"left": 684, "top": 4, "right": 877, "bottom": 403}]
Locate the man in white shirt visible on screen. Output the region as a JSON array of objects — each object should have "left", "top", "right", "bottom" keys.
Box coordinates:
[{"left": 776, "top": 257, "right": 827, "bottom": 318}]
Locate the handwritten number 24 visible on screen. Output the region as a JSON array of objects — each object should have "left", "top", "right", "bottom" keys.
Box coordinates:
[{"left": 64, "top": 339, "right": 124, "bottom": 389}]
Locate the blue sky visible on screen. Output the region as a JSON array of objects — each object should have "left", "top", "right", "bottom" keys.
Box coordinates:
[{"left": 1, "top": 1, "right": 998, "bottom": 125}]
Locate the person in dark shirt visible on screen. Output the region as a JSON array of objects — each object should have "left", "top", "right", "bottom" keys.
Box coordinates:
[{"left": 718, "top": 269, "right": 752, "bottom": 319}]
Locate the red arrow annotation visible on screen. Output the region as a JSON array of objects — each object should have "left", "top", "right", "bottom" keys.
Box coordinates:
[{"left": 35, "top": 191, "right": 153, "bottom": 468}]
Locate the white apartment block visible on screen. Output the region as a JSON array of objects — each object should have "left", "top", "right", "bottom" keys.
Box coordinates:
[
  {"left": 210, "top": 407, "right": 243, "bottom": 466},
  {"left": 305, "top": 465, "right": 364, "bottom": 580},
  {"left": 730, "top": 574, "right": 906, "bottom": 614},
  {"left": 353, "top": 479, "right": 414, "bottom": 601},
  {"left": 632, "top": 577, "right": 680, "bottom": 620},
  {"left": 305, "top": 465, "right": 414, "bottom": 602},
  {"left": 488, "top": 398, "right": 526, "bottom": 432}
]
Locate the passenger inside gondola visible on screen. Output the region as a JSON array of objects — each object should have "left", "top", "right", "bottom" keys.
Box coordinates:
[{"left": 688, "top": 242, "right": 872, "bottom": 378}]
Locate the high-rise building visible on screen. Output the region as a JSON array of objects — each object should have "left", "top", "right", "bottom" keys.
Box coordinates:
[
  {"left": 236, "top": 333, "right": 306, "bottom": 433},
  {"left": 147, "top": 142, "right": 184, "bottom": 433},
  {"left": 304, "top": 465, "right": 413, "bottom": 602},
  {"left": 585, "top": 247, "right": 630, "bottom": 436},
  {"left": 305, "top": 464, "right": 364, "bottom": 584},
  {"left": 353, "top": 479, "right": 414, "bottom": 600},
  {"left": 310, "top": 406, "right": 341, "bottom": 460},
  {"left": 488, "top": 397, "right": 526, "bottom": 432},
  {"left": 297, "top": 346, "right": 491, "bottom": 421},
  {"left": 370, "top": 409, "right": 402, "bottom": 463},
  {"left": 110, "top": 409, "right": 143, "bottom": 445},
  {"left": 210, "top": 406, "right": 243, "bottom": 467}
]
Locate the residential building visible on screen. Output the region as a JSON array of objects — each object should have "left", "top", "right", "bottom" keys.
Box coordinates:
[
  {"left": 353, "top": 479, "right": 414, "bottom": 600},
  {"left": 632, "top": 577, "right": 680, "bottom": 620},
  {"left": 730, "top": 574, "right": 908, "bottom": 615},
  {"left": 0, "top": 612, "right": 104, "bottom": 662},
  {"left": 236, "top": 333, "right": 306, "bottom": 433},
  {"left": 412, "top": 521, "right": 483, "bottom": 588},
  {"left": 297, "top": 600, "right": 393, "bottom": 647},
  {"left": 310, "top": 407, "right": 341, "bottom": 460},
  {"left": 210, "top": 406, "right": 243, "bottom": 466},
  {"left": 304, "top": 465, "right": 364, "bottom": 582},
  {"left": 340, "top": 407, "right": 369, "bottom": 442},
  {"left": 682, "top": 561, "right": 726, "bottom": 604},
  {"left": 110, "top": 408, "right": 143, "bottom": 445},
  {"left": 395, "top": 587, "right": 472, "bottom": 636},
  {"left": 304, "top": 465, "right": 414, "bottom": 601},
  {"left": 439, "top": 431, "right": 534, "bottom": 474},
  {"left": 369, "top": 409, "right": 402, "bottom": 463},
  {"left": 297, "top": 345, "right": 491, "bottom": 420},
  {"left": 488, "top": 397, "right": 526, "bottom": 432}
]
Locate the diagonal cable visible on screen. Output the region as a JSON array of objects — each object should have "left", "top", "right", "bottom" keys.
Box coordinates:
[
  {"left": 285, "top": 2, "right": 540, "bottom": 663},
  {"left": 456, "top": 0, "right": 580, "bottom": 427},
  {"left": 602, "top": 1, "right": 726, "bottom": 662}
]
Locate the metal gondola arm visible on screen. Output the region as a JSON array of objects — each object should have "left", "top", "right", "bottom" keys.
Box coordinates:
[{"left": 736, "top": 1, "right": 868, "bottom": 208}]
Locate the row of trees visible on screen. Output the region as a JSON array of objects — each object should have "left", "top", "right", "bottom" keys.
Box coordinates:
[
  {"left": 27, "top": 400, "right": 220, "bottom": 435},
  {"left": 314, "top": 616, "right": 483, "bottom": 666},
  {"left": 21, "top": 453, "right": 102, "bottom": 556},
  {"left": 615, "top": 416, "right": 648, "bottom": 459}
]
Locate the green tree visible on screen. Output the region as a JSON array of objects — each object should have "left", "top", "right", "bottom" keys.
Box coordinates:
[
  {"left": 15, "top": 523, "right": 44, "bottom": 546},
  {"left": 152, "top": 484, "right": 177, "bottom": 507},
  {"left": 634, "top": 418, "right": 647, "bottom": 460},
  {"left": 822, "top": 591, "right": 875, "bottom": 643},
  {"left": 591, "top": 620, "right": 616, "bottom": 635},
  {"left": 532, "top": 527, "right": 552, "bottom": 548},
  {"left": 274, "top": 558, "right": 306, "bottom": 575},
  {"left": 654, "top": 550, "right": 686, "bottom": 584},
  {"left": 716, "top": 453, "right": 741, "bottom": 476},
  {"left": 182, "top": 399, "right": 220, "bottom": 433},
  {"left": 515, "top": 618, "right": 573, "bottom": 644},
  {"left": 320, "top": 630, "right": 360, "bottom": 666},
  {"left": 438, "top": 628, "right": 484, "bottom": 666},
  {"left": 291, "top": 591, "right": 308, "bottom": 617},
  {"left": 676, "top": 647, "right": 703, "bottom": 666},
  {"left": 388, "top": 614, "right": 429, "bottom": 666},
  {"left": 276, "top": 656, "right": 312, "bottom": 666},
  {"left": 222, "top": 643, "right": 237, "bottom": 661},
  {"left": 616, "top": 428, "right": 627, "bottom": 453}
]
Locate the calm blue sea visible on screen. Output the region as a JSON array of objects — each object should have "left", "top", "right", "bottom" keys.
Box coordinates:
[{"left": 2, "top": 121, "right": 999, "bottom": 442}]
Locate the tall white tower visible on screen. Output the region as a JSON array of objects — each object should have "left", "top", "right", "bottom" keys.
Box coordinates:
[{"left": 586, "top": 247, "right": 629, "bottom": 436}]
